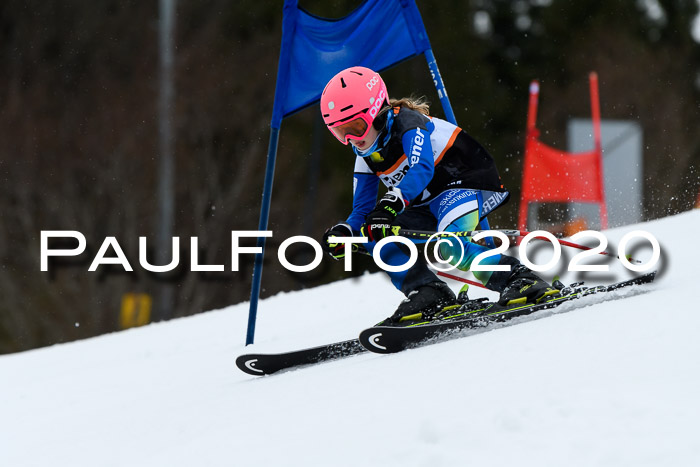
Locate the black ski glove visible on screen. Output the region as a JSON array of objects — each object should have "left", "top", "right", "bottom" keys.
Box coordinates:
[
  {"left": 361, "top": 188, "right": 407, "bottom": 242},
  {"left": 321, "top": 223, "right": 354, "bottom": 260}
]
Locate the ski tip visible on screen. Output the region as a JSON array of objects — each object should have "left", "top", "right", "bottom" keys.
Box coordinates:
[
  {"left": 235, "top": 354, "right": 269, "bottom": 376},
  {"left": 359, "top": 327, "right": 402, "bottom": 354}
]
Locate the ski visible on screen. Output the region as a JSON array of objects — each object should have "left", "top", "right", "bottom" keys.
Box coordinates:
[
  {"left": 236, "top": 338, "right": 367, "bottom": 376},
  {"left": 359, "top": 271, "right": 657, "bottom": 354},
  {"left": 237, "top": 272, "right": 656, "bottom": 374}
]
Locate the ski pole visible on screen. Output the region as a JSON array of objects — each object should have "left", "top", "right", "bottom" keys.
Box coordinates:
[
  {"left": 514, "top": 230, "right": 643, "bottom": 265},
  {"left": 391, "top": 227, "right": 643, "bottom": 265},
  {"left": 434, "top": 271, "right": 488, "bottom": 289},
  {"left": 350, "top": 228, "right": 643, "bottom": 289},
  {"left": 354, "top": 241, "right": 491, "bottom": 290},
  {"left": 388, "top": 227, "right": 523, "bottom": 240}
]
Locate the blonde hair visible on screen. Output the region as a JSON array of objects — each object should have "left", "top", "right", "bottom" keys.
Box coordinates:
[{"left": 389, "top": 95, "right": 430, "bottom": 116}]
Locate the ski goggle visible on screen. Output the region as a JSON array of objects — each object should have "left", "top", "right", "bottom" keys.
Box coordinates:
[{"left": 327, "top": 111, "right": 372, "bottom": 145}]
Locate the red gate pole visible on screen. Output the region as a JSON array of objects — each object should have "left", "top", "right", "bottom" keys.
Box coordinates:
[
  {"left": 519, "top": 80, "right": 541, "bottom": 231},
  {"left": 589, "top": 72, "right": 608, "bottom": 229}
]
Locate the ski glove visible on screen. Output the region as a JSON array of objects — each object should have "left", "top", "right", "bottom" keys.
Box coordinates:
[
  {"left": 322, "top": 223, "right": 354, "bottom": 260},
  {"left": 361, "top": 188, "right": 407, "bottom": 242}
]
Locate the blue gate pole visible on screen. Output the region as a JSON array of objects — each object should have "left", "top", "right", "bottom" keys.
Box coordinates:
[
  {"left": 246, "top": 125, "right": 281, "bottom": 345},
  {"left": 424, "top": 48, "right": 457, "bottom": 126},
  {"left": 425, "top": 48, "right": 496, "bottom": 246}
]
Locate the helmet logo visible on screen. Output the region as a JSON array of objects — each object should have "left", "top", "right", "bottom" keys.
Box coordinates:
[
  {"left": 366, "top": 76, "right": 380, "bottom": 91},
  {"left": 327, "top": 101, "right": 335, "bottom": 110},
  {"left": 368, "top": 89, "right": 386, "bottom": 119}
]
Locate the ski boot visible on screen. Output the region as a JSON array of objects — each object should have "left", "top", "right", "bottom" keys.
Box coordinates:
[
  {"left": 429, "top": 283, "right": 491, "bottom": 321},
  {"left": 497, "top": 264, "right": 561, "bottom": 306},
  {"left": 381, "top": 281, "right": 457, "bottom": 326},
  {"left": 457, "top": 283, "right": 471, "bottom": 304},
  {"left": 449, "top": 283, "right": 489, "bottom": 311}
]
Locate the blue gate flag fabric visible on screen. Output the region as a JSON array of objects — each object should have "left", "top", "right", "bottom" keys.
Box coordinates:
[
  {"left": 248, "top": 0, "right": 449, "bottom": 345},
  {"left": 271, "top": 0, "right": 433, "bottom": 127}
]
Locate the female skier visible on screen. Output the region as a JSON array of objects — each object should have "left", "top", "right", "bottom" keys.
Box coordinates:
[{"left": 320, "top": 66, "right": 558, "bottom": 324}]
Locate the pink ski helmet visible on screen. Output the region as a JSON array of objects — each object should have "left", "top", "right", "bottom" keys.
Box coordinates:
[{"left": 320, "top": 66, "right": 389, "bottom": 145}]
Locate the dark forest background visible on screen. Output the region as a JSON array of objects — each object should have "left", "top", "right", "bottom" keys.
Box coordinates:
[{"left": 1, "top": 0, "right": 698, "bottom": 353}]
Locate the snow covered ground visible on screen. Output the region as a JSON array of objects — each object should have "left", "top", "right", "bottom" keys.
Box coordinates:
[{"left": 2, "top": 210, "right": 699, "bottom": 467}]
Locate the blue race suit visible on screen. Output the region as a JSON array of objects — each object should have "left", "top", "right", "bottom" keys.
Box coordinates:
[{"left": 345, "top": 106, "right": 511, "bottom": 295}]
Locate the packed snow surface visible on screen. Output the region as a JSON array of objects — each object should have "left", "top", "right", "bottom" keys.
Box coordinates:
[{"left": 2, "top": 211, "right": 699, "bottom": 467}]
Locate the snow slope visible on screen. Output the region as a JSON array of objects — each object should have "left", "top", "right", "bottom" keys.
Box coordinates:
[{"left": 2, "top": 211, "right": 699, "bottom": 467}]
